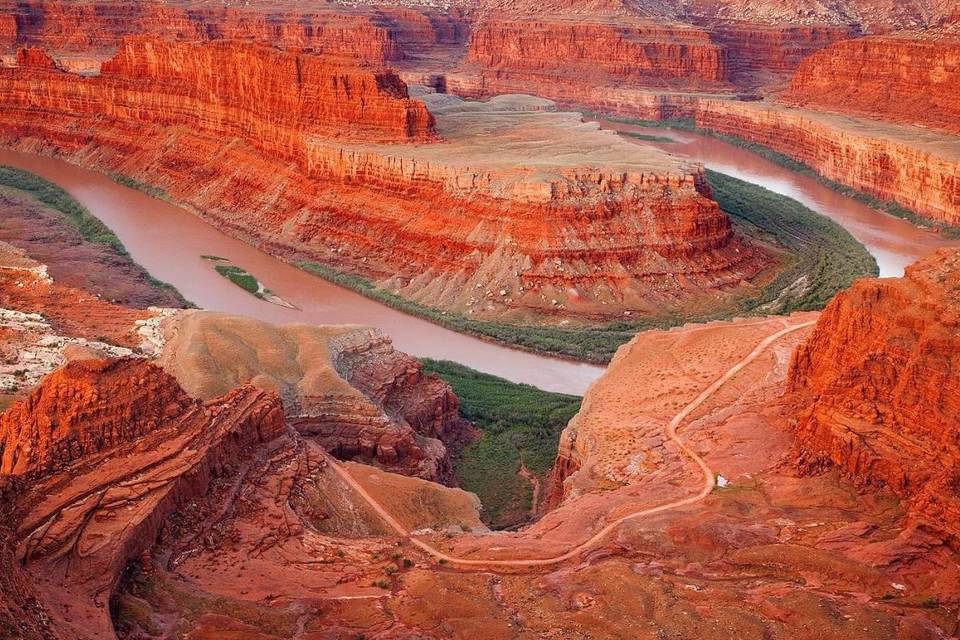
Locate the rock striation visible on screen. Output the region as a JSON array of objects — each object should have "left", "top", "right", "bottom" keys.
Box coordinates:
[
  {"left": 692, "top": 99, "right": 960, "bottom": 225},
  {"left": 0, "top": 41, "right": 769, "bottom": 323},
  {"left": 787, "top": 249, "right": 960, "bottom": 544},
  {"left": 784, "top": 35, "right": 960, "bottom": 134},
  {"left": 710, "top": 23, "right": 851, "bottom": 91},
  {"left": 155, "top": 311, "right": 472, "bottom": 483},
  {"left": 0, "top": 357, "right": 284, "bottom": 639}
]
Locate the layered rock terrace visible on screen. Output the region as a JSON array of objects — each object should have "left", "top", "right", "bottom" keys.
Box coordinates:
[{"left": 0, "top": 39, "right": 769, "bottom": 322}]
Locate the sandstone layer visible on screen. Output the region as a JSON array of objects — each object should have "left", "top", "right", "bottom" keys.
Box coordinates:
[
  {"left": 784, "top": 35, "right": 960, "bottom": 134},
  {"left": 0, "top": 41, "right": 771, "bottom": 323},
  {"left": 692, "top": 99, "right": 960, "bottom": 225},
  {"left": 788, "top": 249, "right": 960, "bottom": 544},
  {"left": 1, "top": 357, "right": 285, "bottom": 639},
  {"left": 156, "top": 311, "right": 472, "bottom": 483}
]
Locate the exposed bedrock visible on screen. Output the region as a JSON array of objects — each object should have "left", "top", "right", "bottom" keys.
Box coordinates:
[
  {"left": 692, "top": 99, "right": 960, "bottom": 225},
  {"left": 784, "top": 35, "right": 960, "bottom": 134},
  {"left": 0, "top": 357, "right": 284, "bottom": 639},
  {"left": 155, "top": 311, "right": 473, "bottom": 483},
  {"left": 708, "top": 23, "right": 852, "bottom": 91},
  {"left": 0, "top": 40, "right": 770, "bottom": 323},
  {"left": 787, "top": 249, "right": 960, "bottom": 544}
]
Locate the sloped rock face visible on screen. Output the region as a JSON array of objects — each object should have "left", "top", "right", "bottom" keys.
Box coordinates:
[
  {"left": 787, "top": 249, "right": 960, "bottom": 544},
  {"left": 0, "top": 358, "right": 187, "bottom": 476},
  {"left": 710, "top": 23, "right": 851, "bottom": 91},
  {"left": 155, "top": 312, "right": 472, "bottom": 483},
  {"left": 467, "top": 19, "right": 727, "bottom": 88},
  {"left": 692, "top": 99, "right": 960, "bottom": 225},
  {"left": 3, "top": 36, "right": 434, "bottom": 147},
  {"left": 784, "top": 35, "right": 960, "bottom": 134},
  {"left": 1, "top": 0, "right": 405, "bottom": 62},
  {"left": 449, "top": 18, "right": 731, "bottom": 118},
  {"left": 0, "top": 357, "right": 284, "bottom": 639}
]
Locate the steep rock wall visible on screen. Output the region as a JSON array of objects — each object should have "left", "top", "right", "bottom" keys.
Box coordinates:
[
  {"left": 0, "top": 40, "right": 768, "bottom": 323},
  {"left": 1, "top": 0, "right": 404, "bottom": 62},
  {"left": 709, "top": 23, "right": 852, "bottom": 91},
  {"left": 784, "top": 35, "right": 960, "bottom": 134},
  {"left": 787, "top": 249, "right": 960, "bottom": 544},
  {"left": 0, "top": 357, "right": 284, "bottom": 639},
  {"left": 693, "top": 100, "right": 960, "bottom": 225}
]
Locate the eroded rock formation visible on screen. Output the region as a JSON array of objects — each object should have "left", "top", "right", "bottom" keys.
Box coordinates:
[
  {"left": 155, "top": 311, "right": 472, "bottom": 483},
  {"left": 0, "top": 357, "right": 284, "bottom": 639},
  {"left": 692, "top": 99, "right": 960, "bottom": 225},
  {"left": 788, "top": 249, "right": 960, "bottom": 543},
  {"left": 0, "top": 41, "right": 770, "bottom": 323},
  {"left": 784, "top": 35, "right": 960, "bottom": 134}
]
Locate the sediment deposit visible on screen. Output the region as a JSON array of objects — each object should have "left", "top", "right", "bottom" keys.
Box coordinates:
[{"left": 788, "top": 249, "right": 960, "bottom": 543}]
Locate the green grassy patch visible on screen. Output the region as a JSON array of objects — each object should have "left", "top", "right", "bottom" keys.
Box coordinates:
[
  {"left": 296, "top": 171, "right": 875, "bottom": 362},
  {"left": 707, "top": 169, "right": 879, "bottom": 313},
  {"left": 214, "top": 263, "right": 263, "bottom": 297},
  {"left": 619, "top": 130, "right": 675, "bottom": 143},
  {"left": 201, "top": 254, "right": 229, "bottom": 261},
  {"left": 420, "top": 359, "right": 581, "bottom": 528},
  {"left": 108, "top": 172, "right": 170, "bottom": 201},
  {"left": 0, "top": 165, "right": 191, "bottom": 306}
]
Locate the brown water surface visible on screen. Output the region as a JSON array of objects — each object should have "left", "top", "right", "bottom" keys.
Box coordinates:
[
  {"left": 0, "top": 149, "right": 604, "bottom": 394},
  {"left": 600, "top": 121, "right": 960, "bottom": 277}
]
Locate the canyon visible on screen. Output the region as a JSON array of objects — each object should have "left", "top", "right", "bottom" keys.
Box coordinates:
[
  {"left": 0, "top": 38, "right": 776, "bottom": 327},
  {"left": 1, "top": 0, "right": 960, "bottom": 637}
]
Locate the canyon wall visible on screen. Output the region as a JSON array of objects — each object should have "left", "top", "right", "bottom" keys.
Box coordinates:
[
  {"left": 0, "top": 39, "right": 769, "bottom": 323},
  {"left": 787, "top": 249, "right": 960, "bottom": 544},
  {"left": 784, "top": 35, "right": 960, "bottom": 134},
  {"left": 0, "top": 357, "right": 284, "bottom": 639},
  {"left": 4, "top": 36, "right": 434, "bottom": 147},
  {"left": 1, "top": 0, "right": 404, "bottom": 62},
  {"left": 693, "top": 100, "right": 960, "bottom": 225},
  {"left": 709, "top": 23, "right": 852, "bottom": 91},
  {"left": 467, "top": 19, "right": 727, "bottom": 87}
]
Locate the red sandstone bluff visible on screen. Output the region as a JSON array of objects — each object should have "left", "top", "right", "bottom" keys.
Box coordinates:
[
  {"left": 0, "top": 36, "right": 768, "bottom": 323},
  {"left": 788, "top": 249, "right": 960, "bottom": 544}
]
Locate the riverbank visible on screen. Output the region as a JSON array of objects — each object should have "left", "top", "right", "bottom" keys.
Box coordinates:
[
  {"left": 420, "top": 358, "right": 582, "bottom": 529},
  {"left": 594, "top": 112, "right": 960, "bottom": 239},
  {"left": 0, "top": 165, "right": 191, "bottom": 308}
]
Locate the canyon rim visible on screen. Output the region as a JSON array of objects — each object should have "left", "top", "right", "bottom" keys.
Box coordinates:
[{"left": 1, "top": 1, "right": 959, "bottom": 639}]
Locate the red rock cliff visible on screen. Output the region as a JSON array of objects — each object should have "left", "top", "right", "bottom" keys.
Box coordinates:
[
  {"left": 0, "top": 39, "right": 769, "bottom": 324},
  {"left": 784, "top": 35, "right": 960, "bottom": 134},
  {"left": 692, "top": 99, "right": 960, "bottom": 226},
  {"left": 1, "top": 0, "right": 405, "bottom": 62},
  {"left": 787, "top": 249, "right": 960, "bottom": 544},
  {"left": 709, "top": 23, "right": 852, "bottom": 91},
  {"left": 0, "top": 357, "right": 284, "bottom": 639}
]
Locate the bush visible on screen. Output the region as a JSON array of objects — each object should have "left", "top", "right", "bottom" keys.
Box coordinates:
[{"left": 421, "top": 359, "right": 581, "bottom": 528}]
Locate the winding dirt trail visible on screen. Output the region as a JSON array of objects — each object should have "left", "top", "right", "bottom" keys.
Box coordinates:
[{"left": 325, "top": 320, "right": 815, "bottom": 570}]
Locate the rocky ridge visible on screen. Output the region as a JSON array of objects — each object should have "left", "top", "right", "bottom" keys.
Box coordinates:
[
  {"left": 155, "top": 311, "right": 473, "bottom": 483},
  {"left": 787, "top": 249, "right": 960, "bottom": 544},
  {"left": 784, "top": 35, "right": 960, "bottom": 134}
]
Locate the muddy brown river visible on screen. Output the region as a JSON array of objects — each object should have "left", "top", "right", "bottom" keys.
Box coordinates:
[{"left": 2, "top": 126, "right": 956, "bottom": 393}]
